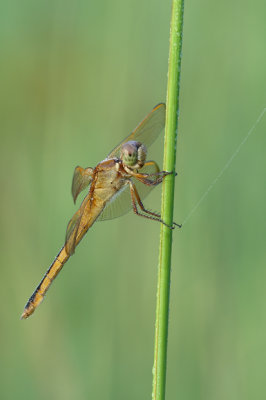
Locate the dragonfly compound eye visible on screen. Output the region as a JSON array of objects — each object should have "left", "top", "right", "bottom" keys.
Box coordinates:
[
  {"left": 121, "top": 141, "right": 139, "bottom": 167},
  {"left": 137, "top": 143, "right": 147, "bottom": 166}
]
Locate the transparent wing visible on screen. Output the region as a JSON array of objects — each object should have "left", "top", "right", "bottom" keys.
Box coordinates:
[
  {"left": 72, "top": 166, "right": 93, "bottom": 204},
  {"left": 65, "top": 193, "right": 89, "bottom": 255},
  {"left": 98, "top": 161, "right": 160, "bottom": 221},
  {"left": 107, "top": 103, "right": 165, "bottom": 159}
]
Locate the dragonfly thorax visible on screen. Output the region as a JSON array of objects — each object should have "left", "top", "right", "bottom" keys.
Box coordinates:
[{"left": 120, "top": 141, "right": 147, "bottom": 169}]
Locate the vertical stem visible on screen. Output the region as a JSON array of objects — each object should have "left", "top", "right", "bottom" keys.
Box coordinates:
[{"left": 152, "top": 1, "right": 184, "bottom": 399}]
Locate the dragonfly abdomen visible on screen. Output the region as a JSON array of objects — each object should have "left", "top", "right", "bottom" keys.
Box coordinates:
[{"left": 21, "top": 246, "right": 70, "bottom": 319}]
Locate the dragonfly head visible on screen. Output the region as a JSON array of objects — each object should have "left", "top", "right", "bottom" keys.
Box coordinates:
[{"left": 120, "top": 141, "right": 147, "bottom": 169}]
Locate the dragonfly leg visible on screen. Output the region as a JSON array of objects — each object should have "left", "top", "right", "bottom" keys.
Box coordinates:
[
  {"left": 129, "top": 181, "right": 177, "bottom": 229},
  {"left": 130, "top": 162, "right": 175, "bottom": 186},
  {"left": 134, "top": 171, "right": 171, "bottom": 186},
  {"left": 142, "top": 161, "right": 177, "bottom": 178}
]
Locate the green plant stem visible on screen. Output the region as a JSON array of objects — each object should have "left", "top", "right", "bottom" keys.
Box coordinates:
[{"left": 152, "top": 1, "right": 184, "bottom": 399}]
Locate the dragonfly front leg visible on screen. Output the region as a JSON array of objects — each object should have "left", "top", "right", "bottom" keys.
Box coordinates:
[
  {"left": 127, "top": 160, "right": 175, "bottom": 186},
  {"left": 128, "top": 180, "right": 177, "bottom": 229}
]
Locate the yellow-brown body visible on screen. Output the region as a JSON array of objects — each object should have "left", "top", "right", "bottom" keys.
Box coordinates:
[{"left": 21, "top": 159, "right": 127, "bottom": 319}]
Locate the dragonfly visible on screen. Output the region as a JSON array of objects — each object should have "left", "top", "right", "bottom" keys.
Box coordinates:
[{"left": 21, "top": 103, "right": 179, "bottom": 319}]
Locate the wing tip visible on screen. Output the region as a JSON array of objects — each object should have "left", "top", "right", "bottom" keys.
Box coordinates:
[{"left": 153, "top": 103, "right": 166, "bottom": 111}]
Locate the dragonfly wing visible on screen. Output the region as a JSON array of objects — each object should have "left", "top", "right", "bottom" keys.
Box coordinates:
[
  {"left": 65, "top": 211, "right": 82, "bottom": 256},
  {"left": 65, "top": 194, "right": 89, "bottom": 255},
  {"left": 107, "top": 103, "right": 165, "bottom": 159},
  {"left": 72, "top": 166, "right": 93, "bottom": 204},
  {"left": 97, "top": 184, "right": 131, "bottom": 221},
  {"left": 98, "top": 161, "right": 160, "bottom": 221}
]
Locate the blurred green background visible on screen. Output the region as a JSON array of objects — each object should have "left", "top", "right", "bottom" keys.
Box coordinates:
[{"left": 1, "top": 1, "right": 266, "bottom": 399}]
